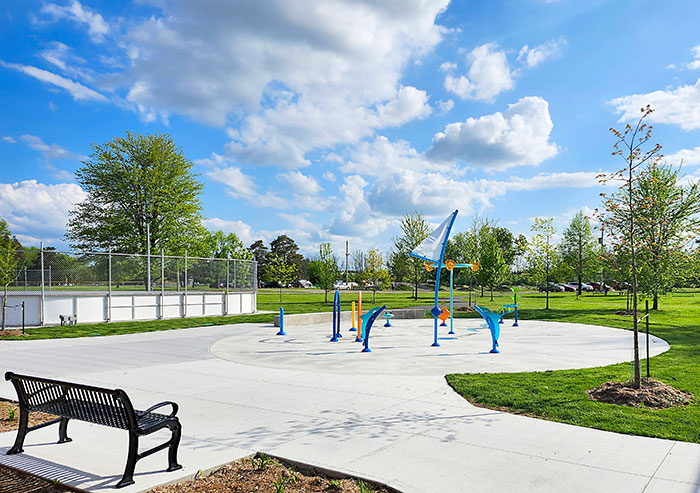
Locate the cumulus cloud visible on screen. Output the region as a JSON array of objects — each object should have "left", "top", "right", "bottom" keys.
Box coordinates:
[
  {"left": 115, "top": 0, "right": 446, "bottom": 167},
  {"left": 20, "top": 135, "right": 85, "bottom": 161},
  {"left": 2, "top": 137, "right": 16, "bottom": 143},
  {"left": 343, "top": 135, "right": 454, "bottom": 177},
  {"left": 665, "top": 146, "right": 700, "bottom": 166},
  {"left": 517, "top": 38, "right": 566, "bottom": 68},
  {"left": 608, "top": 79, "right": 700, "bottom": 130},
  {"left": 40, "top": 1, "right": 109, "bottom": 42},
  {"left": 427, "top": 96, "right": 558, "bottom": 169},
  {"left": 0, "top": 180, "right": 86, "bottom": 244},
  {"left": 277, "top": 171, "right": 322, "bottom": 195},
  {"left": 444, "top": 43, "right": 514, "bottom": 102},
  {"left": 437, "top": 99, "right": 454, "bottom": 115},
  {"left": 439, "top": 61, "right": 457, "bottom": 72},
  {"left": 0, "top": 61, "right": 106, "bottom": 102}
]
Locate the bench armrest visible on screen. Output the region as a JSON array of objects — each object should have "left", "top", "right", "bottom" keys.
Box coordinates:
[{"left": 137, "top": 401, "right": 179, "bottom": 418}]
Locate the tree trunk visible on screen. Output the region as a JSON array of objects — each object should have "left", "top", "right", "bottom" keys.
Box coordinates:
[
  {"left": 480, "top": 285, "right": 484, "bottom": 297},
  {"left": 489, "top": 286, "right": 493, "bottom": 301},
  {"left": 653, "top": 292, "right": 658, "bottom": 310},
  {"left": 325, "top": 289, "right": 328, "bottom": 303},
  {"left": 373, "top": 288, "right": 376, "bottom": 303},
  {"left": 629, "top": 174, "right": 640, "bottom": 389},
  {"left": 279, "top": 287, "right": 282, "bottom": 303},
  {"left": 1, "top": 285, "right": 6, "bottom": 331}
]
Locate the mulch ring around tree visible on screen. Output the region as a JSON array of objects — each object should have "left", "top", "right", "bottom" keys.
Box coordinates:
[
  {"left": 587, "top": 378, "right": 692, "bottom": 409},
  {"left": 0, "top": 329, "right": 28, "bottom": 339},
  {"left": 148, "top": 454, "right": 393, "bottom": 493}
]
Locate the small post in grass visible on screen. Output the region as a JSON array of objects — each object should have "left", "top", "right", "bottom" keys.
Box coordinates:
[{"left": 646, "top": 299, "right": 650, "bottom": 378}]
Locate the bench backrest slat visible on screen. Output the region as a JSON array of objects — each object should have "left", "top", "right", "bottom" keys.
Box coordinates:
[{"left": 5, "top": 372, "right": 136, "bottom": 431}]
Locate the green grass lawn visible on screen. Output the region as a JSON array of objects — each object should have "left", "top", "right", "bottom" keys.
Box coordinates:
[{"left": 446, "top": 289, "right": 700, "bottom": 444}]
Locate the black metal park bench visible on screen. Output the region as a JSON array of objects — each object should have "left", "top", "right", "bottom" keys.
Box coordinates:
[{"left": 4, "top": 372, "right": 183, "bottom": 489}]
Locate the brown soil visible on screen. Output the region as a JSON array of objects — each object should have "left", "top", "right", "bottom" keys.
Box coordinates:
[
  {"left": 614, "top": 310, "right": 634, "bottom": 316},
  {"left": 148, "top": 454, "right": 391, "bottom": 493},
  {"left": 455, "top": 306, "right": 477, "bottom": 313},
  {"left": 0, "top": 329, "right": 28, "bottom": 338},
  {"left": 587, "top": 378, "right": 692, "bottom": 409},
  {"left": 0, "top": 399, "right": 56, "bottom": 433}
]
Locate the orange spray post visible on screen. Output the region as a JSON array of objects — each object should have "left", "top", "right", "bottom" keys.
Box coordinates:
[{"left": 355, "top": 291, "right": 363, "bottom": 342}]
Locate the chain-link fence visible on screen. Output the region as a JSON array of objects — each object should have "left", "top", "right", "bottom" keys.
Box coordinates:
[{"left": 3, "top": 248, "right": 257, "bottom": 293}]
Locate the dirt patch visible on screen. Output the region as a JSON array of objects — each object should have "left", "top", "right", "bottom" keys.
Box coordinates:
[
  {"left": 148, "top": 454, "right": 391, "bottom": 493},
  {"left": 0, "top": 399, "right": 56, "bottom": 433},
  {"left": 587, "top": 378, "right": 692, "bottom": 409},
  {"left": 614, "top": 310, "right": 633, "bottom": 316},
  {"left": 455, "top": 306, "right": 477, "bottom": 313},
  {"left": 0, "top": 329, "right": 28, "bottom": 338}
]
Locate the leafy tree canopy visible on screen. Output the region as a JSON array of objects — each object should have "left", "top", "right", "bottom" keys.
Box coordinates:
[{"left": 67, "top": 131, "right": 205, "bottom": 255}]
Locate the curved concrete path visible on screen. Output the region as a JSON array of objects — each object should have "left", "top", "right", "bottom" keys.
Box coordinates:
[{"left": 0, "top": 318, "right": 697, "bottom": 493}]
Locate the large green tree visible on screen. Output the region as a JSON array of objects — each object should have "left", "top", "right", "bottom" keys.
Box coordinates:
[
  {"left": 269, "top": 235, "right": 303, "bottom": 278},
  {"left": 248, "top": 240, "right": 269, "bottom": 284},
  {"left": 265, "top": 254, "right": 296, "bottom": 302},
  {"left": 633, "top": 163, "right": 700, "bottom": 309},
  {"left": 67, "top": 132, "right": 205, "bottom": 255},
  {"left": 389, "top": 212, "right": 431, "bottom": 299},
  {"left": 559, "top": 211, "right": 599, "bottom": 296}
]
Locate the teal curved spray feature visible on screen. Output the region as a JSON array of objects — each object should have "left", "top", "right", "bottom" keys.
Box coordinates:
[{"left": 409, "top": 210, "right": 459, "bottom": 347}]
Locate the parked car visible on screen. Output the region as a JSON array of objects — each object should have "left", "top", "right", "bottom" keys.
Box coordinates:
[
  {"left": 561, "top": 283, "right": 576, "bottom": 292},
  {"left": 538, "top": 282, "right": 564, "bottom": 292},
  {"left": 294, "top": 279, "right": 314, "bottom": 288}
]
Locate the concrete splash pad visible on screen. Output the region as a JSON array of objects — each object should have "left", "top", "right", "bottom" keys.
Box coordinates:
[{"left": 211, "top": 318, "right": 670, "bottom": 376}]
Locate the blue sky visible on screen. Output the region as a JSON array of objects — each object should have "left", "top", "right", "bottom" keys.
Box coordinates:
[{"left": 2, "top": 0, "right": 700, "bottom": 257}]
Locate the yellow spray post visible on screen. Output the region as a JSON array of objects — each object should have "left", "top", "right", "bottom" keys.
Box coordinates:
[
  {"left": 350, "top": 301, "right": 357, "bottom": 332},
  {"left": 356, "top": 292, "right": 363, "bottom": 341}
]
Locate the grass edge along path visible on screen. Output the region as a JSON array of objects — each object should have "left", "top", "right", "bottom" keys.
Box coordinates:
[{"left": 446, "top": 290, "right": 700, "bottom": 445}]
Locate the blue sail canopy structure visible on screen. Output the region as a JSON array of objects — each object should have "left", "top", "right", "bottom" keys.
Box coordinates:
[{"left": 410, "top": 210, "right": 458, "bottom": 347}]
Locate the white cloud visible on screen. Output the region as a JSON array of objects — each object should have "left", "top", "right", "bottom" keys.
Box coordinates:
[
  {"left": 0, "top": 61, "right": 107, "bottom": 102},
  {"left": 665, "top": 146, "right": 700, "bottom": 166},
  {"left": 437, "top": 99, "right": 454, "bottom": 115},
  {"left": 20, "top": 135, "right": 85, "bottom": 161},
  {"left": 439, "top": 61, "right": 457, "bottom": 72},
  {"left": 116, "top": 0, "right": 447, "bottom": 167},
  {"left": 40, "top": 1, "right": 109, "bottom": 42},
  {"left": 427, "top": 96, "right": 558, "bottom": 169},
  {"left": 608, "top": 78, "right": 700, "bottom": 130},
  {"left": 343, "top": 135, "right": 454, "bottom": 177},
  {"left": 2, "top": 137, "right": 16, "bottom": 143},
  {"left": 0, "top": 180, "right": 86, "bottom": 244},
  {"left": 685, "top": 45, "right": 700, "bottom": 70},
  {"left": 277, "top": 171, "right": 322, "bottom": 195},
  {"left": 203, "top": 217, "right": 286, "bottom": 247},
  {"left": 322, "top": 171, "right": 337, "bottom": 183},
  {"left": 517, "top": 38, "right": 566, "bottom": 68},
  {"left": 376, "top": 85, "right": 432, "bottom": 126},
  {"left": 444, "top": 43, "right": 514, "bottom": 102},
  {"left": 38, "top": 41, "right": 92, "bottom": 81}
]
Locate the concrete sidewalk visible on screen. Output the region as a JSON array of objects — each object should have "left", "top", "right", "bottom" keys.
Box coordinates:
[{"left": 0, "top": 319, "right": 697, "bottom": 492}]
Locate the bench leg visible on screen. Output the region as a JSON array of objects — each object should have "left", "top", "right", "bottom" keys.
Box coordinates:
[
  {"left": 58, "top": 417, "right": 72, "bottom": 444},
  {"left": 7, "top": 408, "right": 28, "bottom": 455},
  {"left": 167, "top": 422, "right": 183, "bottom": 472},
  {"left": 116, "top": 432, "right": 138, "bottom": 489}
]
